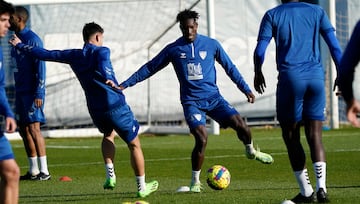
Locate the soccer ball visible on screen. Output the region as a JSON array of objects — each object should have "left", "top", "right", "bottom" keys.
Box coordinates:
[{"left": 206, "top": 165, "right": 231, "bottom": 190}]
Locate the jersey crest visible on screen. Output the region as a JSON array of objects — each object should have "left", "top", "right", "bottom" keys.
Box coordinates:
[{"left": 199, "top": 51, "right": 207, "bottom": 60}]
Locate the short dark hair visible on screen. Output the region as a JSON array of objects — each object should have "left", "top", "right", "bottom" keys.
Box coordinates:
[
  {"left": 0, "top": 0, "right": 14, "bottom": 16},
  {"left": 82, "top": 22, "right": 104, "bottom": 42},
  {"left": 14, "top": 6, "right": 29, "bottom": 23},
  {"left": 176, "top": 9, "right": 199, "bottom": 24}
]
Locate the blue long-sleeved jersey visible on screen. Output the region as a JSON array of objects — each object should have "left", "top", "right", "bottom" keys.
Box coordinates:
[
  {"left": 254, "top": 2, "right": 342, "bottom": 81},
  {"left": 0, "top": 47, "right": 15, "bottom": 134},
  {"left": 11, "top": 27, "right": 45, "bottom": 99},
  {"left": 120, "top": 34, "right": 251, "bottom": 102},
  {"left": 339, "top": 20, "right": 360, "bottom": 102},
  {"left": 14, "top": 43, "right": 126, "bottom": 113}
]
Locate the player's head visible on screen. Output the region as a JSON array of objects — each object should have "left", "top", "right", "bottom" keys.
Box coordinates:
[
  {"left": 9, "top": 6, "right": 29, "bottom": 32},
  {"left": 0, "top": 0, "right": 14, "bottom": 38},
  {"left": 82, "top": 22, "right": 104, "bottom": 46},
  {"left": 176, "top": 9, "right": 199, "bottom": 42}
]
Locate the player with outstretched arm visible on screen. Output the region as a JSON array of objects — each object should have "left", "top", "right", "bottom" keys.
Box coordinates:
[
  {"left": 119, "top": 9, "right": 273, "bottom": 193},
  {"left": 9, "top": 22, "right": 158, "bottom": 198}
]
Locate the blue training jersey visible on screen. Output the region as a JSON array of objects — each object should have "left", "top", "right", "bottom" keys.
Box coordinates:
[
  {"left": 339, "top": 20, "right": 360, "bottom": 102},
  {"left": 14, "top": 43, "right": 126, "bottom": 113},
  {"left": 11, "top": 27, "right": 46, "bottom": 99},
  {"left": 120, "top": 34, "right": 251, "bottom": 102},
  {"left": 0, "top": 47, "right": 15, "bottom": 134},
  {"left": 256, "top": 2, "right": 341, "bottom": 81}
]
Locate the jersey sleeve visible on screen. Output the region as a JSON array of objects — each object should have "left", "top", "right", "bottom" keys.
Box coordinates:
[
  {"left": 15, "top": 43, "right": 74, "bottom": 64},
  {"left": 319, "top": 8, "right": 342, "bottom": 68},
  {"left": 27, "top": 38, "right": 46, "bottom": 99},
  {"left": 120, "top": 45, "right": 171, "bottom": 88},
  {"left": 257, "top": 12, "right": 273, "bottom": 42},
  {"left": 253, "top": 12, "right": 273, "bottom": 73}
]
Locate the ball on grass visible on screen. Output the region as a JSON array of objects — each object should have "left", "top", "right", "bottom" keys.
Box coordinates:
[{"left": 206, "top": 165, "right": 231, "bottom": 190}]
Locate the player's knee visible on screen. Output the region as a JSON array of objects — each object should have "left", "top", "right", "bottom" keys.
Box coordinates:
[{"left": 3, "top": 161, "right": 20, "bottom": 182}]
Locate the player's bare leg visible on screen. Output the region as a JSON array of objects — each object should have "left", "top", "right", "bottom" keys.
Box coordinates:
[
  {"left": 128, "top": 135, "right": 158, "bottom": 197},
  {"left": 0, "top": 159, "right": 20, "bottom": 204},
  {"left": 102, "top": 130, "right": 116, "bottom": 190},
  {"left": 127, "top": 136, "right": 145, "bottom": 176},
  {"left": 228, "top": 114, "right": 273, "bottom": 164},
  {"left": 19, "top": 126, "right": 39, "bottom": 180},
  {"left": 28, "top": 122, "right": 50, "bottom": 180},
  {"left": 189, "top": 125, "right": 207, "bottom": 192},
  {"left": 190, "top": 125, "right": 207, "bottom": 171},
  {"left": 304, "top": 120, "right": 329, "bottom": 203},
  {"left": 281, "top": 122, "right": 316, "bottom": 203},
  {"left": 102, "top": 130, "right": 116, "bottom": 164}
]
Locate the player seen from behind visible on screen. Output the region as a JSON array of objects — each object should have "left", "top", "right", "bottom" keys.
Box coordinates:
[
  {"left": 119, "top": 9, "right": 274, "bottom": 193},
  {"left": 253, "top": 0, "right": 342, "bottom": 202},
  {"left": 9, "top": 22, "right": 158, "bottom": 198}
]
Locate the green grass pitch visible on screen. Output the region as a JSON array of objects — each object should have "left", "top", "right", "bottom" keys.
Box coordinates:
[{"left": 10, "top": 126, "right": 360, "bottom": 203}]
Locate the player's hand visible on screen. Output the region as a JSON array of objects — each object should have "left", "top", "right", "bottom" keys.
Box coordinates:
[
  {"left": 254, "top": 71, "right": 266, "bottom": 94},
  {"left": 105, "top": 80, "right": 121, "bottom": 90},
  {"left": 9, "top": 34, "right": 21, "bottom": 46},
  {"left": 246, "top": 92, "right": 255, "bottom": 104},
  {"left": 34, "top": 98, "right": 43, "bottom": 108},
  {"left": 5, "top": 117, "right": 16, "bottom": 133},
  {"left": 119, "top": 85, "right": 125, "bottom": 90},
  {"left": 333, "top": 78, "right": 342, "bottom": 96},
  {"left": 346, "top": 98, "right": 360, "bottom": 127}
]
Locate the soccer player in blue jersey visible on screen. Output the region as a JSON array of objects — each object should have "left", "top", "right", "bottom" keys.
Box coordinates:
[
  {"left": 119, "top": 9, "right": 274, "bottom": 193},
  {"left": 338, "top": 20, "right": 360, "bottom": 127},
  {"left": 253, "top": 0, "right": 342, "bottom": 202},
  {"left": 9, "top": 22, "right": 158, "bottom": 198},
  {"left": 9, "top": 6, "right": 50, "bottom": 181},
  {"left": 0, "top": 1, "right": 20, "bottom": 203}
]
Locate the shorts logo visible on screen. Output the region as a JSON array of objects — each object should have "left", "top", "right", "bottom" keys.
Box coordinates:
[
  {"left": 180, "top": 53, "right": 186, "bottom": 59},
  {"left": 199, "top": 51, "right": 207, "bottom": 60},
  {"left": 193, "top": 114, "right": 202, "bottom": 121}
]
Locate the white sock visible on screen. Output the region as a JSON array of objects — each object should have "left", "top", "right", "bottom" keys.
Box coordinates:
[
  {"left": 136, "top": 175, "right": 146, "bottom": 192},
  {"left": 105, "top": 163, "right": 115, "bottom": 179},
  {"left": 245, "top": 141, "right": 255, "bottom": 155},
  {"left": 313, "top": 162, "right": 327, "bottom": 193},
  {"left": 192, "top": 170, "right": 201, "bottom": 184},
  {"left": 29, "top": 157, "right": 40, "bottom": 175},
  {"left": 294, "top": 169, "right": 314, "bottom": 197},
  {"left": 39, "top": 156, "right": 49, "bottom": 175}
]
